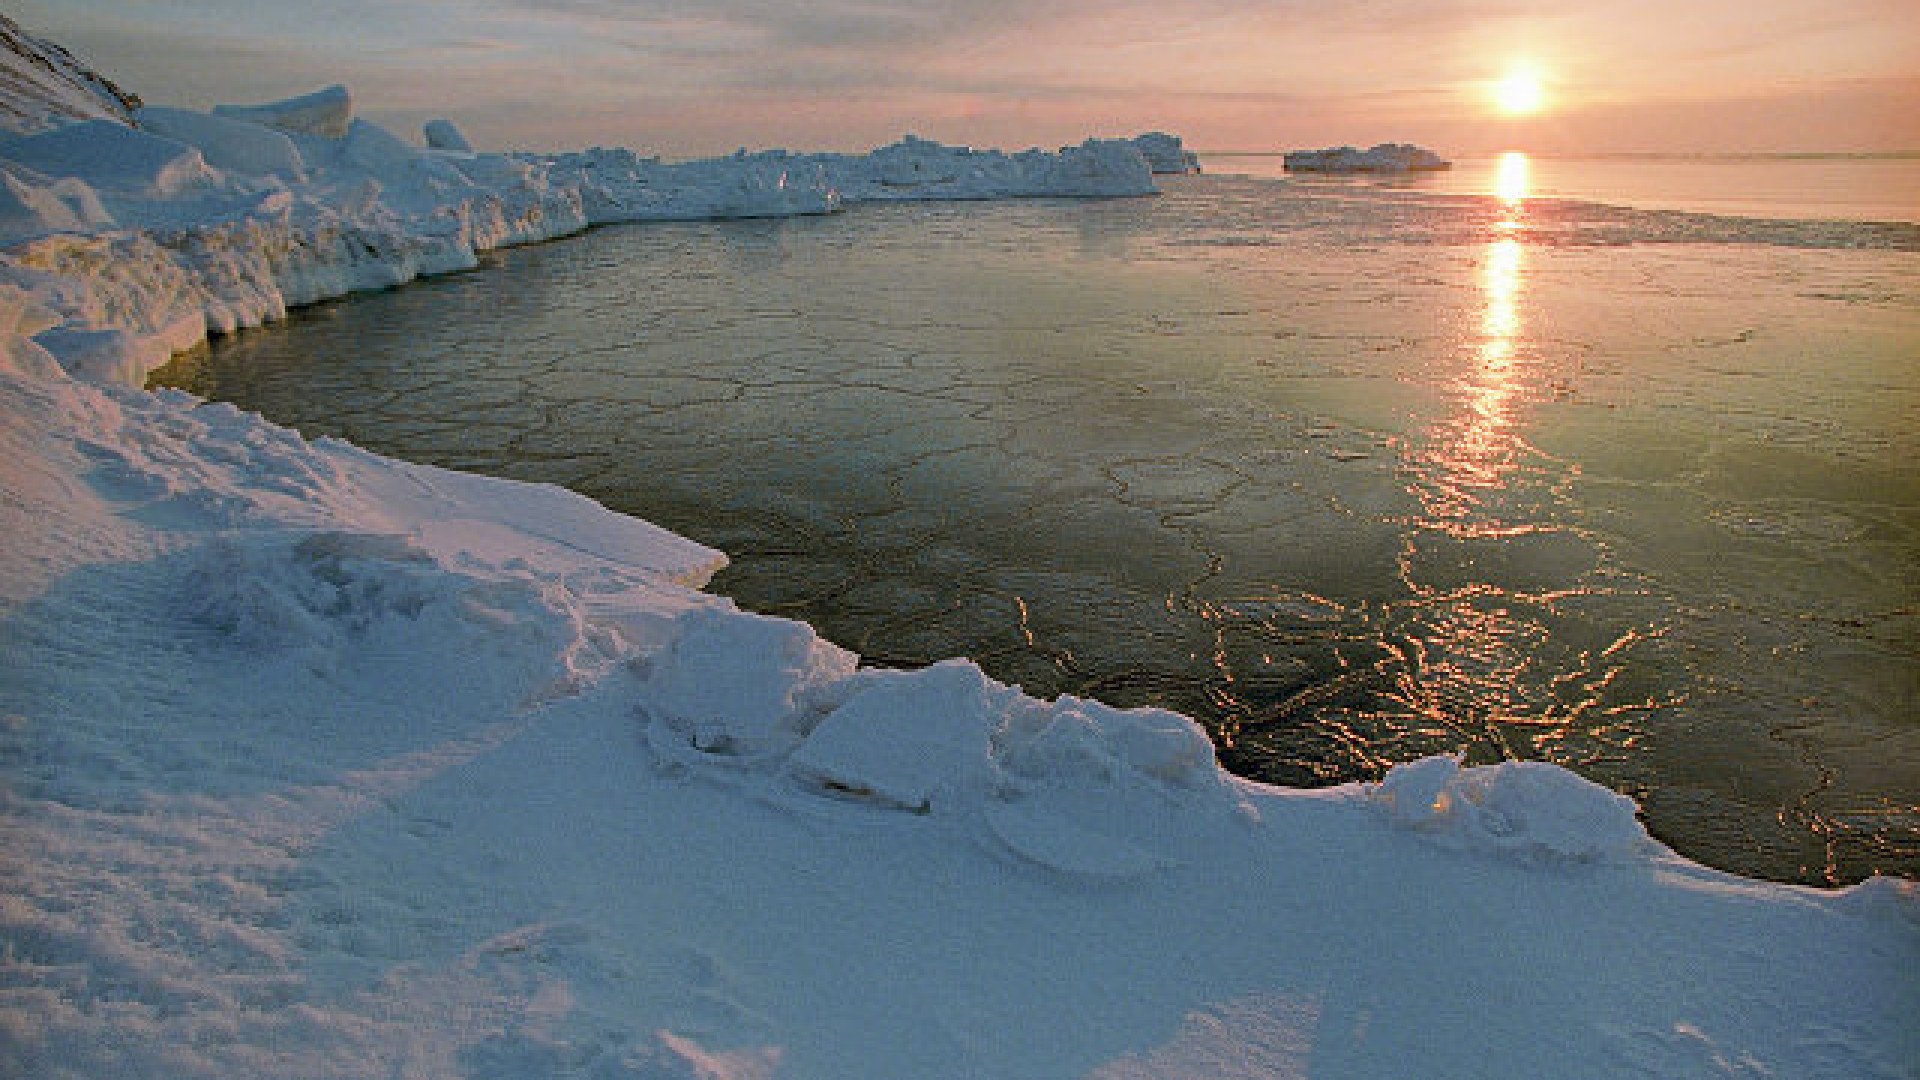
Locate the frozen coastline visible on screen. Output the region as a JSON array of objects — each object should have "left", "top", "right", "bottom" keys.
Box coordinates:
[{"left": 2, "top": 44, "right": 1917, "bottom": 1080}]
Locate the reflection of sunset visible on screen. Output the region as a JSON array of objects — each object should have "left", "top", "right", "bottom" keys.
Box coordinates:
[
  {"left": 1495, "top": 151, "right": 1531, "bottom": 207},
  {"left": 1411, "top": 229, "right": 1529, "bottom": 529},
  {"left": 1481, "top": 237, "right": 1523, "bottom": 357}
]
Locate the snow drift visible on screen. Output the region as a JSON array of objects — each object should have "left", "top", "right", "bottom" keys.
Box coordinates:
[{"left": 1, "top": 48, "right": 1915, "bottom": 1080}]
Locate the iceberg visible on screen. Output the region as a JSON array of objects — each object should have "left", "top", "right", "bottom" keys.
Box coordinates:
[
  {"left": 1283, "top": 142, "right": 1452, "bottom": 173},
  {"left": 1131, "top": 130, "right": 1201, "bottom": 174},
  {"left": 1, "top": 24, "right": 1914, "bottom": 1080}
]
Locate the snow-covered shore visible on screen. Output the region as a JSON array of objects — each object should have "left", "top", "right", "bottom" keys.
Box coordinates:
[
  {"left": 2, "top": 47, "right": 1916, "bottom": 1080},
  {"left": 0, "top": 77, "right": 1169, "bottom": 384}
]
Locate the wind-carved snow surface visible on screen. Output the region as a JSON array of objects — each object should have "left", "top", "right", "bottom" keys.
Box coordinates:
[{"left": 1, "top": 71, "right": 1917, "bottom": 1080}]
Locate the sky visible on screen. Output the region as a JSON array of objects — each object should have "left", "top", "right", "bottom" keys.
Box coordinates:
[{"left": 15, "top": 0, "right": 1920, "bottom": 157}]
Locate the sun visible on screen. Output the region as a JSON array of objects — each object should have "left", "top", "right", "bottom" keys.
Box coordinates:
[{"left": 1492, "top": 68, "right": 1546, "bottom": 116}]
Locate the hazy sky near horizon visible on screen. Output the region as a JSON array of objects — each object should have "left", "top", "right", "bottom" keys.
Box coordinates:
[{"left": 16, "top": 0, "right": 1919, "bottom": 156}]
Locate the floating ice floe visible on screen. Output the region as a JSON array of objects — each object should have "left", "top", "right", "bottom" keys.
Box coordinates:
[{"left": 1284, "top": 142, "right": 1452, "bottom": 173}]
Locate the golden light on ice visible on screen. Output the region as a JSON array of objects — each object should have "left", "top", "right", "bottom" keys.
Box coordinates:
[{"left": 1493, "top": 68, "right": 1546, "bottom": 115}]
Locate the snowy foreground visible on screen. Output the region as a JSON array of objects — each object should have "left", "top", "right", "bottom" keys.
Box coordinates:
[{"left": 1, "top": 69, "right": 1917, "bottom": 1080}]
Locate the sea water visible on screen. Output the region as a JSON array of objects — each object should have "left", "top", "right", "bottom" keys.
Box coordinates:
[{"left": 154, "top": 156, "right": 1920, "bottom": 886}]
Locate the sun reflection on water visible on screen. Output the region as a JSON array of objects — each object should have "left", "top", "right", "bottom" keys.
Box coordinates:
[
  {"left": 1494, "top": 150, "right": 1531, "bottom": 211},
  {"left": 1481, "top": 237, "right": 1522, "bottom": 359},
  {"left": 1419, "top": 189, "right": 1530, "bottom": 525},
  {"left": 1388, "top": 151, "right": 1549, "bottom": 748}
]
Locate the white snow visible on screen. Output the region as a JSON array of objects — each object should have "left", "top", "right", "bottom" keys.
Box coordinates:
[
  {"left": 1283, "top": 143, "right": 1452, "bottom": 173},
  {"left": 1, "top": 119, "right": 215, "bottom": 199},
  {"left": 138, "top": 105, "right": 308, "bottom": 181},
  {"left": 1, "top": 58, "right": 1915, "bottom": 1080}
]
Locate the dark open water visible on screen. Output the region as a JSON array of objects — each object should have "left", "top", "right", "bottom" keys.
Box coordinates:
[{"left": 154, "top": 163, "right": 1920, "bottom": 885}]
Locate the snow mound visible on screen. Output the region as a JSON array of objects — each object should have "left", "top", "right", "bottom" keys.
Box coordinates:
[
  {"left": 0, "top": 118, "right": 213, "bottom": 197},
  {"left": 423, "top": 118, "right": 473, "bottom": 154},
  {"left": 789, "top": 660, "right": 1002, "bottom": 812},
  {"left": 651, "top": 649, "right": 1245, "bottom": 878},
  {"left": 189, "top": 531, "right": 457, "bottom": 650},
  {"left": 183, "top": 528, "right": 638, "bottom": 705},
  {"left": 1372, "top": 754, "right": 1652, "bottom": 864},
  {"left": 137, "top": 105, "right": 306, "bottom": 181},
  {"left": 214, "top": 84, "right": 353, "bottom": 139},
  {"left": 1283, "top": 142, "right": 1451, "bottom": 173},
  {"left": 643, "top": 605, "right": 859, "bottom": 762}
]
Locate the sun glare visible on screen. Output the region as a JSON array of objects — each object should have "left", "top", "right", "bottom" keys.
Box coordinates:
[
  {"left": 1495, "top": 151, "right": 1530, "bottom": 206},
  {"left": 1493, "top": 68, "right": 1545, "bottom": 116}
]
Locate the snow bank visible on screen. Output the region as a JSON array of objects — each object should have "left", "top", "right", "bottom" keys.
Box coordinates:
[
  {"left": 1283, "top": 142, "right": 1452, "bottom": 173},
  {"left": 0, "top": 46, "right": 1915, "bottom": 1080},
  {"left": 1372, "top": 754, "right": 1651, "bottom": 864}
]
